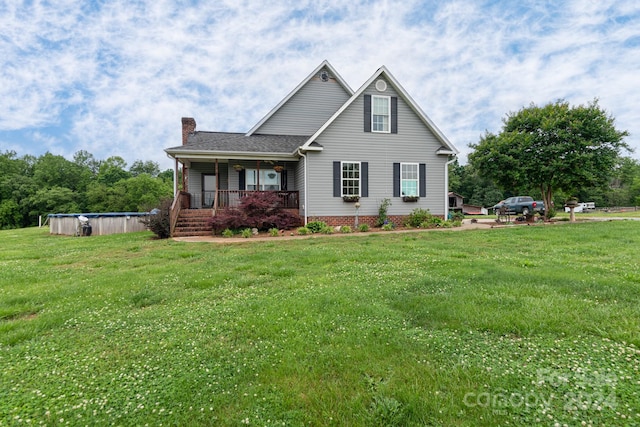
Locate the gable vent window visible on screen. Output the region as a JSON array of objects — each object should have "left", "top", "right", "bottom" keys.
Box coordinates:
[{"left": 375, "top": 79, "right": 387, "bottom": 92}]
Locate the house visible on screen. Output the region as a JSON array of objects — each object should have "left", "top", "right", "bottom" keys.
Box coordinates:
[{"left": 165, "top": 60, "right": 459, "bottom": 236}]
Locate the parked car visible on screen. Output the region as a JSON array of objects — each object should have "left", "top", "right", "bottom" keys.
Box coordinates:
[{"left": 492, "top": 196, "right": 545, "bottom": 216}]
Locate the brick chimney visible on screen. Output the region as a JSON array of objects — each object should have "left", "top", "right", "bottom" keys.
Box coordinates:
[{"left": 181, "top": 117, "right": 196, "bottom": 145}]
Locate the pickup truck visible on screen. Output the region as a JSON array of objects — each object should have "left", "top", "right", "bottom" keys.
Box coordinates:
[{"left": 492, "top": 196, "right": 545, "bottom": 216}]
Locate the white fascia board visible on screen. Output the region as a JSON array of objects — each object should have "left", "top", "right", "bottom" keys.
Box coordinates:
[
  {"left": 246, "top": 60, "right": 354, "bottom": 136},
  {"left": 167, "top": 149, "right": 296, "bottom": 162}
]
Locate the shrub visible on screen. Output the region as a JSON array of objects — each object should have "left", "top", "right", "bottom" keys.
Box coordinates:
[
  {"left": 306, "top": 221, "right": 327, "bottom": 233},
  {"left": 358, "top": 224, "right": 369, "bottom": 232},
  {"left": 297, "top": 226, "right": 310, "bottom": 235},
  {"left": 406, "top": 208, "right": 432, "bottom": 228},
  {"left": 340, "top": 225, "right": 352, "bottom": 233},
  {"left": 140, "top": 198, "right": 172, "bottom": 239},
  {"left": 382, "top": 222, "right": 394, "bottom": 231},
  {"left": 240, "top": 228, "right": 252, "bottom": 238},
  {"left": 208, "top": 192, "right": 301, "bottom": 233},
  {"left": 320, "top": 225, "right": 334, "bottom": 234},
  {"left": 221, "top": 228, "right": 234, "bottom": 238},
  {"left": 451, "top": 211, "right": 465, "bottom": 222},
  {"left": 376, "top": 198, "right": 392, "bottom": 227},
  {"left": 268, "top": 227, "right": 279, "bottom": 237}
]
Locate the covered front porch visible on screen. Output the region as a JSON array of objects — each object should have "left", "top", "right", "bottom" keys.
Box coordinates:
[{"left": 167, "top": 158, "right": 301, "bottom": 236}]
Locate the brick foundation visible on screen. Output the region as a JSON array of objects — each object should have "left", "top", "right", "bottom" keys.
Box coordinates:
[{"left": 307, "top": 215, "right": 431, "bottom": 228}]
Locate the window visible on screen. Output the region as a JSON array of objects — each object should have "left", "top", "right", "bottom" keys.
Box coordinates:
[
  {"left": 372, "top": 95, "right": 390, "bottom": 132},
  {"left": 401, "top": 163, "right": 419, "bottom": 196},
  {"left": 246, "top": 169, "right": 280, "bottom": 191},
  {"left": 341, "top": 162, "right": 360, "bottom": 196},
  {"left": 394, "top": 162, "right": 425, "bottom": 198}
]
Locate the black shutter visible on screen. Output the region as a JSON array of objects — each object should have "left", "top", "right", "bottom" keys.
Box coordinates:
[
  {"left": 280, "top": 170, "right": 287, "bottom": 190},
  {"left": 239, "top": 169, "right": 245, "bottom": 190},
  {"left": 364, "top": 95, "right": 371, "bottom": 132},
  {"left": 361, "top": 162, "right": 368, "bottom": 197},
  {"left": 391, "top": 96, "right": 398, "bottom": 134},
  {"left": 333, "top": 161, "right": 341, "bottom": 197},
  {"left": 393, "top": 163, "right": 400, "bottom": 197},
  {"left": 419, "top": 163, "right": 426, "bottom": 197}
]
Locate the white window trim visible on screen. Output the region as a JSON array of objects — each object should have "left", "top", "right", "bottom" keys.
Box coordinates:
[
  {"left": 371, "top": 95, "right": 391, "bottom": 133},
  {"left": 400, "top": 162, "right": 419, "bottom": 197},
  {"left": 341, "top": 161, "right": 361, "bottom": 197},
  {"left": 246, "top": 168, "right": 281, "bottom": 191}
]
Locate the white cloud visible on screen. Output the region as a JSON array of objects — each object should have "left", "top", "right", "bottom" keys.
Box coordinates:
[{"left": 0, "top": 0, "right": 638, "bottom": 169}]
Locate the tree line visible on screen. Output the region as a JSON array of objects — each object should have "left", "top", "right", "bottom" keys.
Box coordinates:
[
  {"left": 0, "top": 150, "right": 174, "bottom": 229},
  {"left": 451, "top": 99, "right": 639, "bottom": 215}
]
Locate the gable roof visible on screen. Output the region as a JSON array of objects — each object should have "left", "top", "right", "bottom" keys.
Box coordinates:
[
  {"left": 246, "top": 60, "right": 354, "bottom": 136},
  {"left": 300, "top": 66, "right": 459, "bottom": 155}
]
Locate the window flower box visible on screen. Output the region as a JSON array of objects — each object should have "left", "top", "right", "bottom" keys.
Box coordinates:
[
  {"left": 402, "top": 196, "right": 419, "bottom": 202},
  {"left": 342, "top": 195, "right": 360, "bottom": 202}
]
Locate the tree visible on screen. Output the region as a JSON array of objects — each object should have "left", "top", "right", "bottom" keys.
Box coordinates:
[
  {"left": 97, "top": 156, "right": 130, "bottom": 186},
  {"left": 469, "top": 100, "right": 630, "bottom": 217},
  {"left": 130, "top": 160, "right": 160, "bottom": 177}
]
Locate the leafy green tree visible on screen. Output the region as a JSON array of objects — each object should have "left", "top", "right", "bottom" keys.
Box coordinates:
[
  {"left": 0, "top": 199, "right": 22, "bottom": 229},
  {"left": 33, "top": 152, "right": 87, "bottom": 192},
  {"left": 25, "top": 187, "right": 81, "bottom": 219},
  {"left": 449, "top": 160, "right": 504, "bottom": 207},
  {"left": 114, "top": 174, "right": 173, "bottom": 211},
  {"left": 469, "top": 100, "right": 629, "bottom": 217},
  {"left": 130, "top": 160, "right": 160, "bottom": 177},
  {"left": 73, "top": 150, "right": 102, "bottom": 176},
  {"left": 97, "top": 156, "right": 130, "bottom": 186}
]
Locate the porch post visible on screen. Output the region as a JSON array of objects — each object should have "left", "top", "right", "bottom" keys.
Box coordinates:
[
  {"left": 173, "top": 158, "right": 178, "bottom": 196},
  {"left": 214, "top": 159, "right": 219, "bottom": 211}
]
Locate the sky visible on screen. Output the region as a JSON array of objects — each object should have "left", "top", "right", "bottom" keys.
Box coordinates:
[{"left": 1, "top": 0, "right": 639, "bottom": 170}]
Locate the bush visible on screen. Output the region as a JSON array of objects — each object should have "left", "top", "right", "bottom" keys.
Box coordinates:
[
  {"left": 240, "top": 228, "right": 252, "bottom": 238},
  {"left": 376, "top": 198, "right": 391, "bottom": 227},
  {"left": 405, "top": 208, "right": 433, "bottom": 228},
  {"left": 222, "top": 228, "right": 234, "bottom": 238},
  {"left": 340, "top": 225, "right": 352, "bottom": 233},
  {"left": 297, "top": 226, "right": 310, "bottom": 235},
  {"left": 208, "top": 192, "right": 301, "bottom": 233},
  {"left": 306, "top": 221, "right": 327, "bottom": 233},
  {"left": 269, "top": 227, "right": 279, "bottom": 237},
  {"left": 140, "top": 198, "right": 172, "bottom": 239},
  {"left": 358, "top": 224, "right": 369, "bottom": 232},
  {"left": 382, "top": 223, "right": 394, "bottom": 231},
  {"left": 320, "top": 225, "right": 334, "bottom": 234},
  {"left": 451, "top": 211, "right": 465, "bottom": 221}
]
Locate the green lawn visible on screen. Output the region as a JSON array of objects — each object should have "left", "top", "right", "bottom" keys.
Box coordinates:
[{"left": 1, "top": 223, "right": 639, "bottom": 426}]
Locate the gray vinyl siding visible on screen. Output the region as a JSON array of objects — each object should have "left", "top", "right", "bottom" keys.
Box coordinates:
[
  {"left": 306, "top": 77, "right": 450, "bottom": 217},
  {"left": 188, "top": 162, "right": 229, "bottom": 194},
  {"left": 254, "top": 75, "right": 351, "bottom": 135}
]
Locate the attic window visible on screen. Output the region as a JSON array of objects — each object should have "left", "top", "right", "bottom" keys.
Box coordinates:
[{"left": 372, "top": 95, "right": 390, "bottom": 133}]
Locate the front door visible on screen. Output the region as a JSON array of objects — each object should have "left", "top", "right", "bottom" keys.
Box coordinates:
[{"left": 202, "top": 174, "right": 216, "bottom": 208}]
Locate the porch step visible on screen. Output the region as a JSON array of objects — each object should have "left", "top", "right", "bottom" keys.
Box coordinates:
[{"left": 173, "top": 209, "right": 213, "bottom": 237}]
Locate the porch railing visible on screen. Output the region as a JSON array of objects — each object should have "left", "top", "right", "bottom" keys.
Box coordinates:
[
  {"left": 182, "top": 190, "right": 299, "bottom": 211},
  {"left": 169, "top": 191, "right": 190, "bottom": 236}
]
